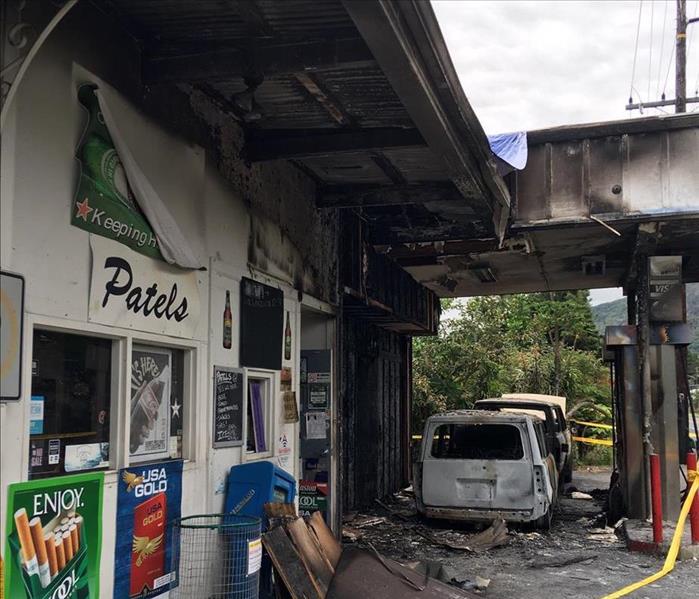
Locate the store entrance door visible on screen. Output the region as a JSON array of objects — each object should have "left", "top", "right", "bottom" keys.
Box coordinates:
[{"left": 299, "top": 306, "right": 335, "bottom": 528}]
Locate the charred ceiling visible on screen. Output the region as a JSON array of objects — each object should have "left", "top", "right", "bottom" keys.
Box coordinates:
[
  {"left": 106, "top": 0, "right": 698, "bottom": 300},
  {"left": 108, "top": 0, "right": 508, "bottom": 251}
]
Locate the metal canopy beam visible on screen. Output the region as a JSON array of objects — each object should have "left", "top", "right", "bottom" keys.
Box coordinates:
[
  {"left": 342, "top": 0, "right": 510, "bottom": 239},
  {"left": 244, "top": 128, "right": 424, "bottom": 162},
  {"left": 143, "top": 37, "right": 376, "bottom": 84},
  {"left": 317, "top": 183, "right": 459, "bottom": 208}
]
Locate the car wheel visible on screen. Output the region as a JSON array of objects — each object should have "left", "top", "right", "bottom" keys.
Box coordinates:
[
  {"left": 536, "top": 507, "right": 553, "bottom": 531},
  {"left": 563, "top": 465, "right": 573, "bottom": 484}
]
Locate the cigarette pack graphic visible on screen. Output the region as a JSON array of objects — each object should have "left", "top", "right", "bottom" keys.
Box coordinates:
[
  {"left": 9, "top": 506, "right": 89, "bottom": 599},
  {"left": 129, "top": 492, "right": 167, "bottom": 596}
]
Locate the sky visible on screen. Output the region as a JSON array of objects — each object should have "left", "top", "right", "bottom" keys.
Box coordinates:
[
  {"left": 433, "top": 0, "right": 699, "bottom": 134},
  {"left": 433, "top": 0, "right": 699, "bottom": 306}
]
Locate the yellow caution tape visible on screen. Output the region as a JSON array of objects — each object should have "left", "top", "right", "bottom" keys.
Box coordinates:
[
  {"left": 600, "top": 469, "right": 699, "bottom": 599},
  {"left": 570, "top": 419, "right": 613, "bottom": 430},
  {"left": 573, "top": 436, "right": 613, "bottom": 447}
]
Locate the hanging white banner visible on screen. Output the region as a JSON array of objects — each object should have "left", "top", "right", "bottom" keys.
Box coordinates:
[{"left": 89, "top": 236, "right": 200, "bottom": 338}]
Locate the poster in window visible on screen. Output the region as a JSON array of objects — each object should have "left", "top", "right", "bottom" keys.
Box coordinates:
[
  {"left": 130, "top": 347, "right": 171, "bottom": 462},
  {"left": 248, "top": 381, "right": 267, "bottom": 453},
  {"left": 113, "top": 460, "right": 182, "bottom": 599},
  {"left": 3, "top": 472, "right": 104, "bottom": 598}
]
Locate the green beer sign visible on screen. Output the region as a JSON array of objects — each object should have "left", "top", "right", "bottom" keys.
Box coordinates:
[
  {"left": 3, "top": 472, "right": 104, "bottom": 599},
  {"left": 73, "top": 85, "right": 163, "bottom": 261}
]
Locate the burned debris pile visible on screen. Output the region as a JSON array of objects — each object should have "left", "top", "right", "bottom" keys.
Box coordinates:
[{"left": 261, "top": 503, "right": 481, "bottom": 598}]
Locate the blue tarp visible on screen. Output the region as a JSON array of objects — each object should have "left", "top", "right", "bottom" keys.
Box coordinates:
[{"left": 487, "top": 131, "right": 528, "bottom": 174}]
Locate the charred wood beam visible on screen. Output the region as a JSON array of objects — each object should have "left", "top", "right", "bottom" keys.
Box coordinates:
[
  {"left": 143, "top": 37, "right": 375, "bottom": 84},
  {"left": 375, "top": 238, "right": 497, "bottom": 259},
  {"left": 244, "top": 127, "right": 424, "bottom": 161},
  {"left": 295, "top": 72, "right": 352, "bottom": 125},
  {"left": 342, "top": 0, "right": 510, "bottom": 238},
  {"left": 624, "top": 222, "right": 659, "bottom": 291},
  {"left": 370, "top": 152, "right": 406, "bottom": 185},
  {"left": 317, "top": 182, "right": 459, "bottom": 208}
]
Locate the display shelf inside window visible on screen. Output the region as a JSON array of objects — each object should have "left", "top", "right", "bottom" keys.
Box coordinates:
[{"left": 29, "top": 330, "right": 112, "bottom": 479}]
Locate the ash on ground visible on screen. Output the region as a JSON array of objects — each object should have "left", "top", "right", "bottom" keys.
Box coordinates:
[{"left": 342, "top": 469, "right": 697, "bottom": 599}]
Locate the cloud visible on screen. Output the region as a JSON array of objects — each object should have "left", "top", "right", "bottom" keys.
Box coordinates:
[{"left": 433, "top": 0, "right": 699, "bottom": 134}]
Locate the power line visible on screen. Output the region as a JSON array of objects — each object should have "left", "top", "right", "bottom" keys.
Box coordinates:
[
  {"left": 687, "top": 0, "right": 699, "bottom": 54},
  {"left": 647, "top": 0, "right": 654, "bottom": 100},
  {"left": 656, "top": 0, "right": 669, "bottom": 97},
  {"left": 630, "top": 1, "right": 645, "bottom": 102}
]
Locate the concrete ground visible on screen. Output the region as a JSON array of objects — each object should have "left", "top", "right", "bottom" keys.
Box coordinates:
[{"left": 345, "top": 468, "right": 697, "bottom": 599}]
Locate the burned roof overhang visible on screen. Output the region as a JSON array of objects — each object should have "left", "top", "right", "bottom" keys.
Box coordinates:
[
  {"left": 394, "top": 114, "right": 699, "bottom": 297},
  {"left": 111, "top": 0, "right": 508, "bottom": 246}
]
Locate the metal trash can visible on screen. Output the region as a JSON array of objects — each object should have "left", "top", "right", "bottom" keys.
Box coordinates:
[{"left": 171, "top": 514, "right": 262, "bottom": 599}]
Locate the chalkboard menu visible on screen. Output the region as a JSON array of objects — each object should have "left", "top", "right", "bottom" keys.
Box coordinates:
[
  {"left": 240, "top": 277, "right": 284, "bottom": 370},
  {"left": 213, "top": 366, "right": 244, "bottom": 448}
]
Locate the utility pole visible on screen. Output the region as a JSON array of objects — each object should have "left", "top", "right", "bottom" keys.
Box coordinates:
[
  {"left": 626, "top": 0, "right": 699, "bottom": 112},
  {"left": 676, "top": 0, "right": 687, "bottom": 113}
]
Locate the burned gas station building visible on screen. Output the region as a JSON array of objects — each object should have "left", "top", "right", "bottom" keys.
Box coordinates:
[{"left": 1, "top": 0, "right": 699, "bottom": 595}]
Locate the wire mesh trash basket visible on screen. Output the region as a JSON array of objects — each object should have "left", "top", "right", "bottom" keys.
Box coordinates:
[{"left": 171, "top": 514, "right": 262, "bottom": 599}]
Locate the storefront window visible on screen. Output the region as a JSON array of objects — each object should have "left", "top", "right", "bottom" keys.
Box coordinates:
[
  {"left": 247, "top": 375, "right": 272, "bottom": 455},
  {"left": 29, "top": 330, "right": 112, "bottom": 479},
  {"left": 129, "top": 345, "right": 184, "bottom": 463}
]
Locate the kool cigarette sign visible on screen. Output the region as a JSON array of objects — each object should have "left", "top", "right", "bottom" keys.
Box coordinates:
[{"left": 3, "top": 472, "right": 104, "bottom": 598}]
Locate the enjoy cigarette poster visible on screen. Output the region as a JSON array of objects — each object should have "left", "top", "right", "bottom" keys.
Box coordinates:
[
  {"left": 3, "top": 472, "right": 104, "bottom": 599},
  {"left": 113, "top": 460, "right": 182, "bottom": 599}
]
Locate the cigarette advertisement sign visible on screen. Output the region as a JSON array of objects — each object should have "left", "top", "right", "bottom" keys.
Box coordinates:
[
  {"left": 298, "top": 480, "right": 328, "bottom": 518},
  {"left": 89, "top": 236, "right": 200, "bottom": 339},
  {"left": 114, "top": 460, "right": 182, "bottom": 598},
  {"left": 3, "top": 472, "right": 104, "bottom": 599}
]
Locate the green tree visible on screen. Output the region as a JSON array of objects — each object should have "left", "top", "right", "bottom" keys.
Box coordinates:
[{"left": 412, "top": 291, "right": 609, "bottom": 433}]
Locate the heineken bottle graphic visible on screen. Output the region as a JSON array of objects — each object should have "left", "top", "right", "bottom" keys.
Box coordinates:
[
  {"left": 223, "top": 290, "right": 232, "bottom": 349},
  {"left": 80, "top": 134, "right": 137, "bottom": 212},
  {"left": 284, "top": 311, "right": 292, "bottom": 361},
  {"left": 130, "top": 366, "right": 169, "bottom": 453},
  {"left": 73, "top": 84, "right": 163, "bottom": 261}
]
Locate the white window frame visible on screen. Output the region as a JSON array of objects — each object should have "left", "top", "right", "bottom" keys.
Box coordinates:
[
  {"left": 129, "top": 344, "right": 173, "bottom": 464},
  {"left": 20, "top": 314, "right": 203, "bottom": 483},
  {"left": 242, "top": 368, "right": 277, "bottom": 462}
]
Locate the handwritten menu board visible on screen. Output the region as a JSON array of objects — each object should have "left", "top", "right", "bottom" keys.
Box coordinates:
[
  {"left": 213, "top": 366, "right": 244, "bottom": 448},
  {"left": 240, "top": 276, "right": 283, "bottom": 370}
]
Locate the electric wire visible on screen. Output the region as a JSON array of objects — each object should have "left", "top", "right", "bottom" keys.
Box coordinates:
[
  {"left": 629, "top": 0, "right": 644, "bottom": 102},
  {"left": 689, "top": 1, "right": 699, "bottom": 95},
  {"left": 655, "top": 0, "right": 669, "bottom": 98},
  {"left": 647, "top": 0, "right": 654, "bottom": 101},
  {"left": 687, "top": 0, "right": 698, "bottom": 56}
]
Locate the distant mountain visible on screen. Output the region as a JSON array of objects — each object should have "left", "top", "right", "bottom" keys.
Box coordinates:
[{"left": 591, "top": 283, "right": 699, "bottom": 353}]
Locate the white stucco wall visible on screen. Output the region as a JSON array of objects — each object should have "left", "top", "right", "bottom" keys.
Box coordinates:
[{"left": 0, "top": 6, "right": 316, "bottom": 596}]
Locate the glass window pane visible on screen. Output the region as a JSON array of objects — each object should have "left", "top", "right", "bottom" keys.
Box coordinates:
[
  {"left": 130, "top": 346, "right": 184, "bottom": 463},
  {"left": 29, "top": 330, "right": 112, "bottom": 479},
  {"left": 247, "top": 378, "right": 270, "bottom": 454},
  {"left": 430, "top": 423, "right": 524, "bottom": 460}
]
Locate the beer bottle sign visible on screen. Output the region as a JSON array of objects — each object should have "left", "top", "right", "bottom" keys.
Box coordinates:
[
  {"left": 3, "top": 472, "right": 104, "bottom": 599},
  {"left": 284, "top": 311, "right": 292, "bottom": 361},
  {"left": 223, "top": 291, "right": 232, "bottom": 349},
  {"left": 72, "top": 84, "right": 163, "bottom": 261}
]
